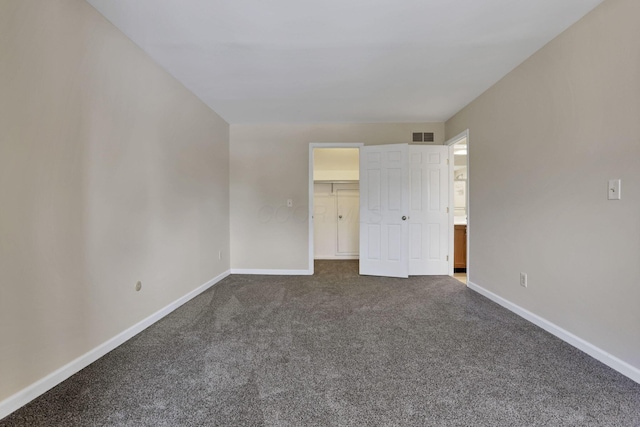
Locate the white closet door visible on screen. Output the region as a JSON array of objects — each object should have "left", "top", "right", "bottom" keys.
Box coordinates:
[
  {"left": 336, "top": 189, "right": 359, "bottom": 255},
  {"left": 409, "top": 145, "right": 450, "bottom": 275},
  {"left": 313, "top": 183, "right": 337, "bottom": 258},
  {"left": 359, "top": 144, "right": 409, "bottom": 278}
]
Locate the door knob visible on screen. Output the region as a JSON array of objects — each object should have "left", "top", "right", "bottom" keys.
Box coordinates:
[{"left": 402, "top": 216, "right": 407, "bottom": 220}]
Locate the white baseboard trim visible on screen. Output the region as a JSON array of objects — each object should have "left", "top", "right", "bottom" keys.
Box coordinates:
[
  {"left": 0, "top": 269, "right": 231, "bottom": 420},
  {"left": 467, "top": 280, "right": 640, "bottom": 385},
  {"left": 230, "top": 268, "right": 312, "bottom": 275},
  {"left": 314, "top": 256, "right": 359, "bottom": 260}
]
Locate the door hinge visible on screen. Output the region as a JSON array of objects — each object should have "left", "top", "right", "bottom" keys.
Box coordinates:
[
  {"left": 446, "top": 207, "right": 449, "bottom": 213},
  {"left": 446, "top": 255, "right": 449, "bottom": 261},
  {"left": 447, "top": 158, "right": 449, "bottom": 165}
]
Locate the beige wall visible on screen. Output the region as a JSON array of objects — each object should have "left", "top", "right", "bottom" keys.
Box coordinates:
[
  {"left": 230, "top": 122, "right": 443, "bottom": 270},
  {"left": 313, "top": 148, "right": 360, "bottom": 181},
  {"left": 446, "top": 0, "right": 640, "bottom": 370},
  {"left": 0, "top": 0, "right": 229, "bottom": 402}
]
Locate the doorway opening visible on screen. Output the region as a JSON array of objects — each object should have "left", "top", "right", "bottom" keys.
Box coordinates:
[
  {"left": 309, "top": 142, "right": 453, "bottom": 278},
  {"left": 308, "top": 143, "right": 363, "bottom": 275},
  {"left": 446, "top": 131, "right": 469, "bottom": 284}
]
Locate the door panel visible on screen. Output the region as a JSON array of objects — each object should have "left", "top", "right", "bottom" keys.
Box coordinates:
[
  {"left": 367, "top": 170, "right": 381, "bottom": 209},
  {"left": 359, "top": 144, "right": 409, "bottom": 278},
  {"left": 367, "top": 224, "right": 381, "bottom": 259},
  {"left": 336, "top": 189, "right": 359, "bottom": 255},
  {"left": 428, "top": 223, "right": 441, "bottom": 258},
  {"left": 388, "top": 225, "right": 402, "bottom": 260},
  {"left": 410, "top": 223, "right": 422, "bottom": 260},
  {"left": 409, "top": 145, "right": 450, "bottom": 275},
  {"left": 313, "top": 183, "right": 337, "bottom": 258},
  {"left": 388, "top": 169, "right": 402, "bottom": 209}
]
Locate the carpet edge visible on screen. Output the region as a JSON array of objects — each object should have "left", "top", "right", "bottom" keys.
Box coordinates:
[
  {"left": 0, "top": 270, "right": 231, "bottom": 420},
  {"left": 467, "top": 280, "right": 640, "bottom": 385}
]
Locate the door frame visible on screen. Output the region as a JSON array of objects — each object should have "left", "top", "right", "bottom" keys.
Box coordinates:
[
  {"left": 308, "top": 143, "right": 364, "bottom": 275},
  {"left": 445, "top": 130, "right": 470, "bottom": 280}
]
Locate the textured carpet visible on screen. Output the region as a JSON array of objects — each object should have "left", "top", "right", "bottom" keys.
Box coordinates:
[{"left": 2, "top": 260, "right": 639, "bottom": 426}]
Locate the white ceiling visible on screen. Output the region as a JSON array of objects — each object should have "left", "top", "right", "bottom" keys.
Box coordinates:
[{"left": 86, "top": 0, "right": 604, "bottom": 124}]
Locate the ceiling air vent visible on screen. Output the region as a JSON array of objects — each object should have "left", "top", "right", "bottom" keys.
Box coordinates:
[{"left": 412, "top": 132, "right": 435, "bottom": 143}]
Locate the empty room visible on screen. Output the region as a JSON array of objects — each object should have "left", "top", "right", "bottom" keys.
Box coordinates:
[{"left": 1, "top": 0, "right": 639, "bottom": 425}]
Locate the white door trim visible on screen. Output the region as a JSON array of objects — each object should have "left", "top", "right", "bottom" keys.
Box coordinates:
[
  {"left": 445, "top": 130, "right": 470, "bottom": 278},
  {"left": 309, "top": 143, "right": 364, "bottom": 275}
]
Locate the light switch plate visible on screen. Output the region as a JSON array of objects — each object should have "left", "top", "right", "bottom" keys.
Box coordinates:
[
  {"left": 608, "top": 179, "right": 621, "bottom": 200},
  {"left": 520, "top": 272, "right": 527, "bottom": 288}
]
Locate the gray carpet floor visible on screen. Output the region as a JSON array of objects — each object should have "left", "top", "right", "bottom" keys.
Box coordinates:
[{"left": 2, "top": 260, "right": 639, "bottom": 426}]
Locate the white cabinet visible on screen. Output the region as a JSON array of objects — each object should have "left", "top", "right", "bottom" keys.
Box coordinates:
[{"left": 314, "top": 182, "right": 359, "bottom": 259}]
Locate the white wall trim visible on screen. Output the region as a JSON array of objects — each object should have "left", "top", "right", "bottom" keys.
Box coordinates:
[
  {"left": 314, "top": 256, "right": 359, "bottom": 260},
  {"left": 230, "top": 268, "right": 312, "bottom": 275},
  {"left": 0, "top": 269, "right": 231, "bottom": 420},
  {"left": 445, "top": 130, "right": 469, "bottom": 147},
  {"left": 467, "top": 280, "right": 640, "bottom": 385}
]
